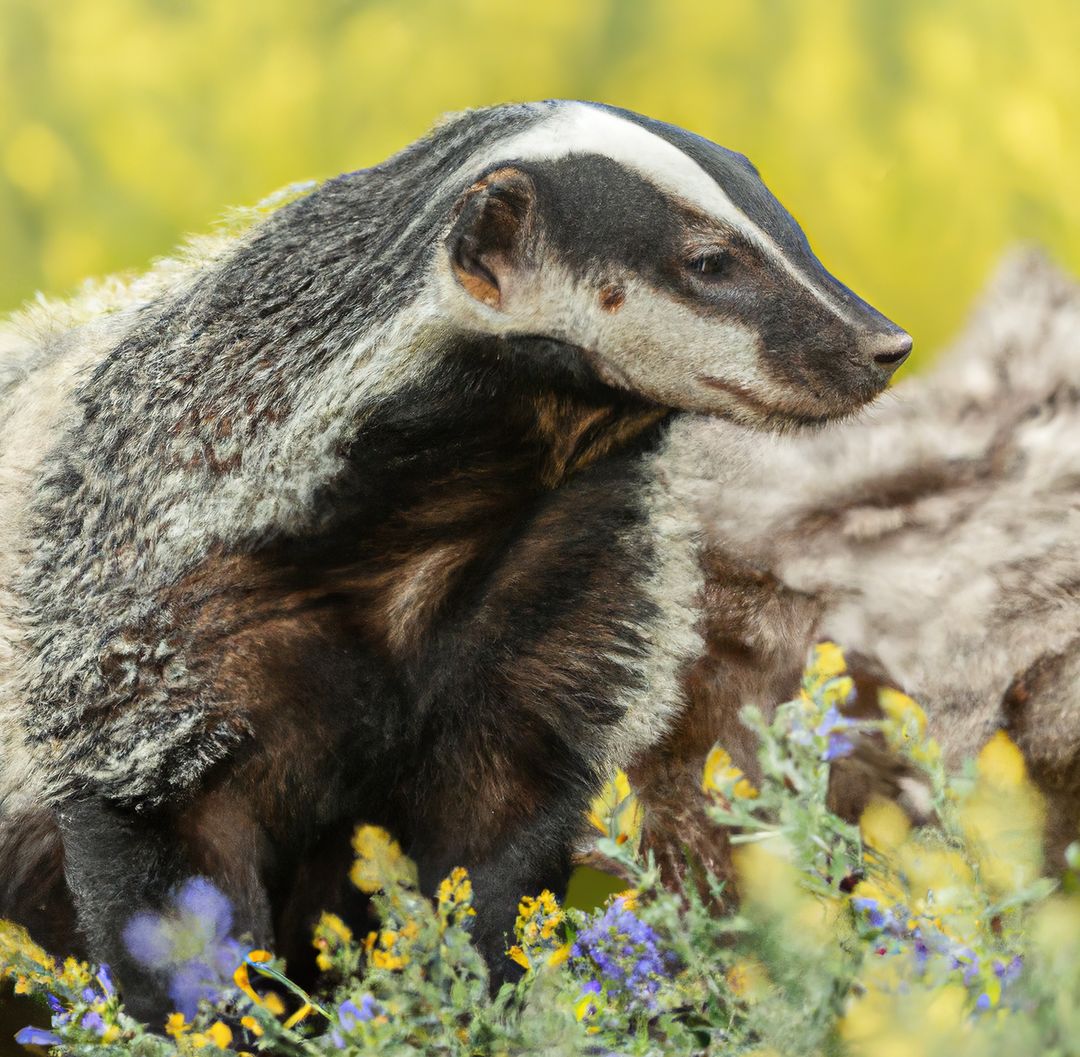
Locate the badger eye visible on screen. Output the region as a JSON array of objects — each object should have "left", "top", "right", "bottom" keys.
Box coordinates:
[{"left": 686, "top": 250, "right": 730, "bottom": 279}]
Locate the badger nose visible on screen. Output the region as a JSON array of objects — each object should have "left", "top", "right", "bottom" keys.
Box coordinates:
[{"left": 862, "top": 329, "right": 913, "bottom": 372}]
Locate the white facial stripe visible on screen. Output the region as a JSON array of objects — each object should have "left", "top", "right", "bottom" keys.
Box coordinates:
[{"left": 469, "top": 102, "right": 859, "bottom": 329}]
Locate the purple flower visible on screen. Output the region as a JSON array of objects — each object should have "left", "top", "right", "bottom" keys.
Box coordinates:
[
  {"left": 571, "top": 903, "right": 677, "bottom": 1012},
  {"left": 824, "top": 732, "right": 856, "bottom": 761},
  {"left": 852, "top": 896, "right": 890, "bottom": 929},
  {"left": 815, "top": 706, "right": 859, "bottom": 761},
  {"left": 330, "top": 995, "right": 381, "bottom": 1047},
  {"left": 96, "top": 965, "right": 115, "bottom": 996},
  {"left": 976, "top": 993, "right": 992, "bottom": 1011},
  {"left": 176, "top": 877, "right": 234, "bottom": 938},
  {"left": 14, "top": 1027, "right": 62, "bottom": 1047},
  {"left": 81, "top": 1010, "right": 107, "bottom": 1035},
  {"left": 122, "top": 877, "right": 245, "bottom": 1018},
  {"left": 993, "top": 955, "right": 1023, "bottom": 986}
]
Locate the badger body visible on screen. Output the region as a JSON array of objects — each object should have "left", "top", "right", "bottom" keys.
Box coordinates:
[{"left": 0, "top": 100, "right": 908, "bottom": 1019}]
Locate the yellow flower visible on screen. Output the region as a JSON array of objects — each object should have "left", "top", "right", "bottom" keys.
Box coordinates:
[
  {"left": 726, "top": 958, "right": 769, "bottom": 1001},
  {"left": 546, "top": 943, "right": 570, "bottom": 967},
  {"left": 507, "top": 944, "right": 531, "bottom": 969},
  {"left": 860, "top": 797, "right": 911, "bottom": 856},
  {"left": 587, "top": 770, "right": 643, "bottom": 847},
  {"left": 165, "top": 1012, "right": 189, "bottom": 1039},
  {"left": 240, "top": 1016, "right": 264, "bottom": 1038},
  {"left": 613, "top": 889, "right": 638, "bottom": 911},
  {"left": 371, "top": 948, "right": 409, "bottom": 971},
  {"left": 264, "top": 992, "right": 286, "bottom": 1017},
  {"left": 101, "top": 1025, "right": 120, "bottom": 1044},
  {"left": 808, "top": 641, "right": 847, "bottom": 682},
  {"left": 191, "top": 1021, "right": 233, "bottom": 1050},
  {"left": 878, "top": 687, "right": 927, "bottom": 739},
  {"left": 319, "top": 913, "right": 352, "bottom": 944},
  {"left": 702, "top": 745, "right": 759, "bottom": 799},
  {"left": 976, "top": 730, "right": 1027, "bottom": 788},
  {"left": 437, "top": 866, "right": 477, "bottom": 924},
  {"left": 510, "top": 890, "right": 565, "bottom": 970},
  {"left": 350, "top": 825, "right": 418, "bottom": 893}
]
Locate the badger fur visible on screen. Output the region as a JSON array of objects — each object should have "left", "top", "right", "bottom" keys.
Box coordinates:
[{"left": 0, "top": 100, "right": 908, "bottom": 1019}]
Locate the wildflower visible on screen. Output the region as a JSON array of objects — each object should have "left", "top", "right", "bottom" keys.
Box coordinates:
[
  {"left": 240, "top": 1015, "right": 263, "bottom": 1037},
  {"left": 437, "top": 867, "right": 477, "bottom": 926},
  {"left": 588, "top": 770, "right": 643, "bottom": 846},
  {"left": 575, "top": 979, "right": 602, "bottom": 1021},
  {"left": 122, "top": 877, "right": 245, "bottom": 1018},
  {"left": 165, "top": 1012, "right": 189, "bottom": 1038},
  {"left": 350, "top": 825, "right": 418, "bottom": 893},
  {"left": 815, "top": 704, "right": 858, "bottom": 761},
  {"left": 368, "top": 926, "right": 411, "bottom": 972},
  {"left": 508, "top": 889, "right": 566, "bottom": 970},
  {"left": 330, "top": 995, "right": 383, "bottom": 1048},
  {"left": 189, "top": 1020, "right": 233, "bottom": 1049},
  {"left": 96, "top": 964, "right": 115, "bottom": 996},
  {"left": 80, "top": 1010, "right": 106, "bottom": 1035},
  {"left": 14, "top": 1027, "right": 62, "bottom": 1047},
  {"left": 571, "top": 901, "right": 676, "bottom": 1012},
  {"left": 702, "top": 745, "right": 759, "bottom": 800}
]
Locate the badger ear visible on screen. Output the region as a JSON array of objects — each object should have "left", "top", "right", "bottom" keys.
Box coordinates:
[{"left": 446, "top": 167, "right": 536, "bottom": 309}]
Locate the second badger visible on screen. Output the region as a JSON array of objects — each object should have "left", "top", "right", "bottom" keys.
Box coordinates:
[{"left": 0, "top": 99, "right": 910, "bottom": 1019}]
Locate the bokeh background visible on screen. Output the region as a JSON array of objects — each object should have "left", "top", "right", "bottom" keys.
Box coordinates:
[{"left": 1, "top": 0, "right": 1078, "bottom": 368}]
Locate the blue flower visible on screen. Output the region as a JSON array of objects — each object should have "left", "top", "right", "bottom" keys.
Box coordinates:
[
  {"left": 80, "top": 1010, "right": 107, "bottom": 1035},
  {"left": 852, "top": 896, "right": 890, "bottom": 929},
  {"left": 122, "top": 877, "right": 245, "bottom": 1019},
  {"left": 815, "top": 706, "right": 859, "bottom": 761},
  {"left": 14, "top": 1027, "right": 62, "bottom": 1047},
  {"left": 96, "top": 965, "right": 115, "bottom": 997},
  {"left": 571, "top": 903, "right": 677, "bottom": 1012},
  {"left": 823, "top": 732, "right": 856, "bottom": 761},
  {"left": 993, "top": 955, "right": 1023, "bottom": 986},
  {"left": 330, "top": 994, "right": 382, "bottom": 1047}
]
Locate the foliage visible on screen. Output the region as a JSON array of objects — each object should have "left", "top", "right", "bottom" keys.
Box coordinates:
[
  {"left": 2, "top": 0, "right": 1078, "bottom": 362},
  {"left": 3, "top": 642, "right": 1079, "bottom": 1055}
]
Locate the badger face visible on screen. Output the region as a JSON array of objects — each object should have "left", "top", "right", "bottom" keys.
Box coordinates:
[{"left": 437, "top": 102, "right": 910, "bottom": 427}]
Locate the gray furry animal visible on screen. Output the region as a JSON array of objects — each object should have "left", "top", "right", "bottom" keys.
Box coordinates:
[
  {"left": 630, "top": 250, "right": 1080, "bottom": 881},
  {"left": 0, "top": 100, "right": 908, "bottom": 1021}
]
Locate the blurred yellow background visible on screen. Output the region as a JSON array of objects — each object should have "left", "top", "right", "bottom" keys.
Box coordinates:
[{"left": 0, "top": 0, "right": 1076, "bottom": 367}]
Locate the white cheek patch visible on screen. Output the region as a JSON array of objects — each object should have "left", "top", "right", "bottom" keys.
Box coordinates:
[{"left": 588, "top": 278, "right": 762, "bottom": 392}]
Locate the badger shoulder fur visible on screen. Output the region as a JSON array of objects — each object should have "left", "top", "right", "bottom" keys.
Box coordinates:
[
  {"left": 0, "top": 99, "right": 909, "bottom": 1019},
  {"left": 632, "top": 249, "right": 1080, "bottom": 882}
]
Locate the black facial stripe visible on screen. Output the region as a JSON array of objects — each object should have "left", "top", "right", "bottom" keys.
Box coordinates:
[
  {"left": 587, "top": 102, "right": 896, "bottom": 333},
  {"left": 522, "top": 155, "right": 686, "bottom": 284}
]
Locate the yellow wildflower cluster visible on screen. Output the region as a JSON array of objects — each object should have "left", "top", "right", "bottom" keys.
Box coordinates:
[
  {"left": 350, "top": 824, "right": 419, "bottom": 894},
  {"left": 587, "top": 770, "right": 643, "bottom": 848},
  {"left": 166, "top": 1012, "right": 236, "bottom": 1051},
  {"left": 365, "top": 921, "right": 419, "bottom": 972},
  {"left": 702, "top": 745, "right": 759, "bottom": 802},
  {"left": 507, "top": 889, "right": 568, "bottom": 971},
  {"left": 437, "top": 866, "right": 477, "bottom": 927},
  {"left": 0, "top": 920, "right": 56, "bottom": 988},
  {"left": 879, "top": 686, "right": 941, "bottom": 766},
  {"left": 312, "top": 911, "right": 354, "bottom": 973}
]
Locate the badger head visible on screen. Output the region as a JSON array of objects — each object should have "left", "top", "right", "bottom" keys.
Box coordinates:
[{"left": 436, "top": 101, "right": 910, "bottom": 427}]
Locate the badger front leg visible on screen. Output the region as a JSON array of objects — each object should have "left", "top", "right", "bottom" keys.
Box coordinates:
[
  {"left": 56, "top": 791, "right": 274, "bottom": 1026},
  {"left": 407, "top": 720, "right": 594, "bottom": 987}
]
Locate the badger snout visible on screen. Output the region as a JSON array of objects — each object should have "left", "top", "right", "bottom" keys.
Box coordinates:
[{"left": 860, "top": 327, "right": 913, "bottom": 372}]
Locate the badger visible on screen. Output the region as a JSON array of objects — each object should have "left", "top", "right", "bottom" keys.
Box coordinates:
[{"left": 0, "top": 100, "right": 910, "bottom": 1020}]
